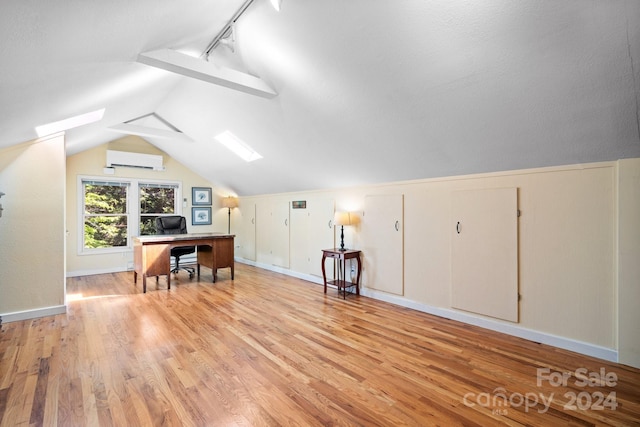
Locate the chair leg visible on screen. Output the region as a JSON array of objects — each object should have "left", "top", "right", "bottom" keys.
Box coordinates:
[{"left": 172, "top": 255, "right": 195, "bottom": 278}]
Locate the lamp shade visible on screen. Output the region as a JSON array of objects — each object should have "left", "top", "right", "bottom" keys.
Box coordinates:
[
  {"left": 222, "top": 196, "right": 238, "bottom": 209},
  {"left": 334, "top": 211, "right": 353, "bottom": 226}
]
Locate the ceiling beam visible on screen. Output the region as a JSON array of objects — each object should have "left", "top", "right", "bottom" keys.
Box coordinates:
[
  {"left": 137, "top": 49, "right": 277, "bottom": 99},
  {"left": 108, "top": 123, "right": 193, "bottom": 142}
]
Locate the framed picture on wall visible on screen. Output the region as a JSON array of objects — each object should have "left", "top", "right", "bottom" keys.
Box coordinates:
[
  {"left": 192, "top": 187, "right": 212, "bottom": 206},
  {"left": 192, "top": 207, "right": 212, "bottom": 225}
]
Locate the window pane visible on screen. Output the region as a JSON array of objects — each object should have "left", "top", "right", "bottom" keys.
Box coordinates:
[
  {"left": 139, "top": 184, "right": 177, "bottom": 235},
  {"left": 85, "top": 184, "right": 127, "bottom": 214},
  {"left": 84, "top": 215, "right": 128, "bottom": 248},
  {"left": 140, "top": 186, "right": 175, "bottom": 214},
  {"left": 83, "top": 181, "right": 129, "bottom": 249}
]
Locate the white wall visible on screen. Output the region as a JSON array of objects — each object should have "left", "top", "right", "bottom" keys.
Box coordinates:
[
  {"left": 236, "top": 160, "right": 640, "bottom": 367},
  {"left": 0, "top": 134, "right": 66, "bottom": 320}
]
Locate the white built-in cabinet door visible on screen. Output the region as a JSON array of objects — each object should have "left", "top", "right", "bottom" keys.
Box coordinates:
[
  {"left": 255, "top": 201, "right": 269, "bottom": 265},
  {"left": 361, "top": 194, "right": 404, "bottom": 295},
  {"left": 290, "top": 197, "right": 334, "bottom": 277},
  {"left": 451, "top": 188, "right": 519, "bottom": 322},
  {"left": 289, "top": 203, "right": 309, "bottom": 273},
  {"left": 239, "top": 200, "right": 256, "bottom": 261},
  {"left": 256, "top": 200, "right": 290, "bottom": 268},
  {"left": 308, "top": 197, "right": 335, "bottom": 277}
]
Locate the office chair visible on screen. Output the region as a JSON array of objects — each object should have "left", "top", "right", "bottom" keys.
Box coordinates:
[{"left": 155, "top": 216, "right": 195, "bottom": 278}]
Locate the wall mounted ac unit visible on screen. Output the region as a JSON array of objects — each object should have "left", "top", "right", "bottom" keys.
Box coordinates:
[{"left": 106, "top": 150, "right": 164, "bottom": 171}]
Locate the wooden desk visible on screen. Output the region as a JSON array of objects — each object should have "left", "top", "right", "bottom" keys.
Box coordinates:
[
  {"left": 133, "top": 233, "right": 234, "bottom": 293},
  {"left": 321, "top": 248, "right": 362, "bottom": 298}
]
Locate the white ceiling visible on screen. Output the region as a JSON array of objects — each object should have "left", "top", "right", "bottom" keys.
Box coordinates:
[{"left": 1, "top": 0, "right": 639, "bottom": 196}]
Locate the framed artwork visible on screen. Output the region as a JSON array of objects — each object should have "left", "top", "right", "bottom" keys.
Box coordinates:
[
  {"left": 192, "top": 187, "right": 212, "bottom": 206},
  {"left": 192, "top": 207, "right": 212, "bottom": 225},
  {"left": 292, "top": 200, "right": 306, "bottom": 209}
]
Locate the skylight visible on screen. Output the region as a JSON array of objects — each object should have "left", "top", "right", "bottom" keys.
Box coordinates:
[
  {"left": 35, "top": 108, "right": 105, "bottom": 137},
  {"left": 214, "top": 130, "right": 262, "bottom": 162}
]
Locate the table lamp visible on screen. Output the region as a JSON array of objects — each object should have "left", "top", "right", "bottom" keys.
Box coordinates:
[{"left": 334, "top": 211, "right": 353, "bottom": 251}]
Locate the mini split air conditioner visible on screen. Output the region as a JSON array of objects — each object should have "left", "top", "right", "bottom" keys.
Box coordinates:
[{"left": 106, "top": 150, "right": 164, "bottom": 171}]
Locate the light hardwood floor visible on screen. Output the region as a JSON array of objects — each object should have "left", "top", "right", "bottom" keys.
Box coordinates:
[{"left": 1, "top": 263, "right": 639, "bottom": 426}]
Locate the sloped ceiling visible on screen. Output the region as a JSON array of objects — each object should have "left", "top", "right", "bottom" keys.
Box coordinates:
[{"left": 1, "top": 0, "right": 639, "bottom": 196}]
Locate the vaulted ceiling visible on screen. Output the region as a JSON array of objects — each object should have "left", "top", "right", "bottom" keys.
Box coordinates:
[{"left": 1, "top": 0, "right": 639, "bottom": 196}]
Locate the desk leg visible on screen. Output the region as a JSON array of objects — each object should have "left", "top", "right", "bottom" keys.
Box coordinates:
[
  {"left": 355, "top": 255, "right": 361, "bottom": 296},
  {"left": 340, "top": 259, "right": 346, "bottom": 299},
  {"left": 321, "top": 253, "right": 328, "bottom": 293},
  {"left": 143, "top": 275, "right": 147, "bottom": 293},
  {"left": 167, "top": 273, "right": 171, "bottom": 290}
]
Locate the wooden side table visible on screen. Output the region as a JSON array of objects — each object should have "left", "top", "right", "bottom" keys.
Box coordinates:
[{"left": 321, "top": 248, "right": 362, "bottom": 298}]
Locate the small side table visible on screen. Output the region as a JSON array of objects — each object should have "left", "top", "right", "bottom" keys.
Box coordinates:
[{"left": 321, "top": 248, "right": 362, "bottom": 299}]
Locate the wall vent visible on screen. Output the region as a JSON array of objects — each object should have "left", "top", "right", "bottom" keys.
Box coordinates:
[{"left": 106, "top": 150, "right": 164, "bottom": 171}]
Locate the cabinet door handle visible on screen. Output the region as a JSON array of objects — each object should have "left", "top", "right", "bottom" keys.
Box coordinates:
[
  {"left": 328, "top": 220, "right": 332, "bottom": 228},
  {"left": 394, "top": 220, "right": 399, "bottom": 231},
  {"left": 456, "top": 221, "right": 461, "bottom": 234},
  {"left": 285, "top": 219, "right": 288, "bottom": 226},
  {"left": 252, "top": 218, "right": 255, "bottom": 224}
]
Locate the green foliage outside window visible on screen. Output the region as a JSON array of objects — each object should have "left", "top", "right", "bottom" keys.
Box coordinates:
[
  {"left": 140, "top": 186, "right": 176, "bottom": 235},
  {"left": 83, "top": 184, "right": 128, "bottom": 248},
  {"left": 83, "top": 181, "right": 178, "bottom": 249}
]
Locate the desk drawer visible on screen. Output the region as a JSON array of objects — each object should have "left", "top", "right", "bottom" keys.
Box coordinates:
[{"left": 324, "top": 252, "right": 342, "bottom": 260}]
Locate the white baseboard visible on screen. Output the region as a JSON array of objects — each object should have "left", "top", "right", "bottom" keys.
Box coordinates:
[
  {"left": 66, "top": 254, "right": 198, "bottom": 278},
  {"left": 236, "top": 258, "right": 324, "bottom": 285},
  {"left": 1, "top": 305, "right": 67, "bottom": 323},
  {"left": 67, "top": 266, "right": 128, "bottom": 277},
  {"left": 235, "top": 257, "right": 618, "bottom": 363},
  {"left": 360, "top": 288, "right": 618, "bottom": 363}
]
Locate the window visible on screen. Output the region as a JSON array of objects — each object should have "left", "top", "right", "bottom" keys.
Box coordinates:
[
  {"left": 139, "top": 183, "right": 179, "bottom": 235},
  {"left": 82, "top": 180, "right": 129, "bottom": 249},
  {"left": 80, "top": 177, "right": 181, "bottom": 253}
]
